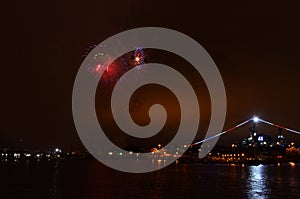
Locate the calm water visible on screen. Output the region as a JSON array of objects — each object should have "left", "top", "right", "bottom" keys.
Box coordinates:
[{"left": 0, "top": 160, "right": 299, "bottom": 199}]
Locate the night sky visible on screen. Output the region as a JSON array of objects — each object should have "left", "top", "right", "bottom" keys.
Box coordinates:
[{"left": 2, "top": 1, "right": 300, "bottom": 151}]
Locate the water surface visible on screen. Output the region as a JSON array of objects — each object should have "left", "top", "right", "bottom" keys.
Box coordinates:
[{"left": 0, "top": 160, "right": 299, "bottom": 199}]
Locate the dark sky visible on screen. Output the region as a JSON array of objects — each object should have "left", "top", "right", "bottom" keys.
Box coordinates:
[{"left": 2, "top": 0, "right": 300, "bottom": 151}]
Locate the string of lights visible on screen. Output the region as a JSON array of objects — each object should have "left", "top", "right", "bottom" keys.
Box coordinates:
[{"left": 192, "top": 116, "right": 300, "bottom": 146}]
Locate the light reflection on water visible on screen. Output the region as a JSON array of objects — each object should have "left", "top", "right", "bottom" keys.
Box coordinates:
[
  {"left": 0, "top": 160, "right": 300, "bottom": 199},
  {"left": 247, "top": 165, "right": 270, "bottom": 199}
]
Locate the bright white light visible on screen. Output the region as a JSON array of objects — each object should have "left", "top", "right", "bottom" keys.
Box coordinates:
[{"left": 253, "top": 116, "right": 260, "bottom": 123}]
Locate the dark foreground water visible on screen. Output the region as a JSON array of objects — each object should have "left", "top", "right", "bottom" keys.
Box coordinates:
[{"left": 0, "top": 160, "right": 299, "bottom": 199}]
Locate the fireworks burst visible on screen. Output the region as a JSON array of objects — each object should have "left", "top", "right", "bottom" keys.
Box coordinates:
[
  {"left": 85, "top": 45, "right": 147, "bottom": 85},
  {"left": 133, "top": 47, "right": 145, "bottom": 70}
]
